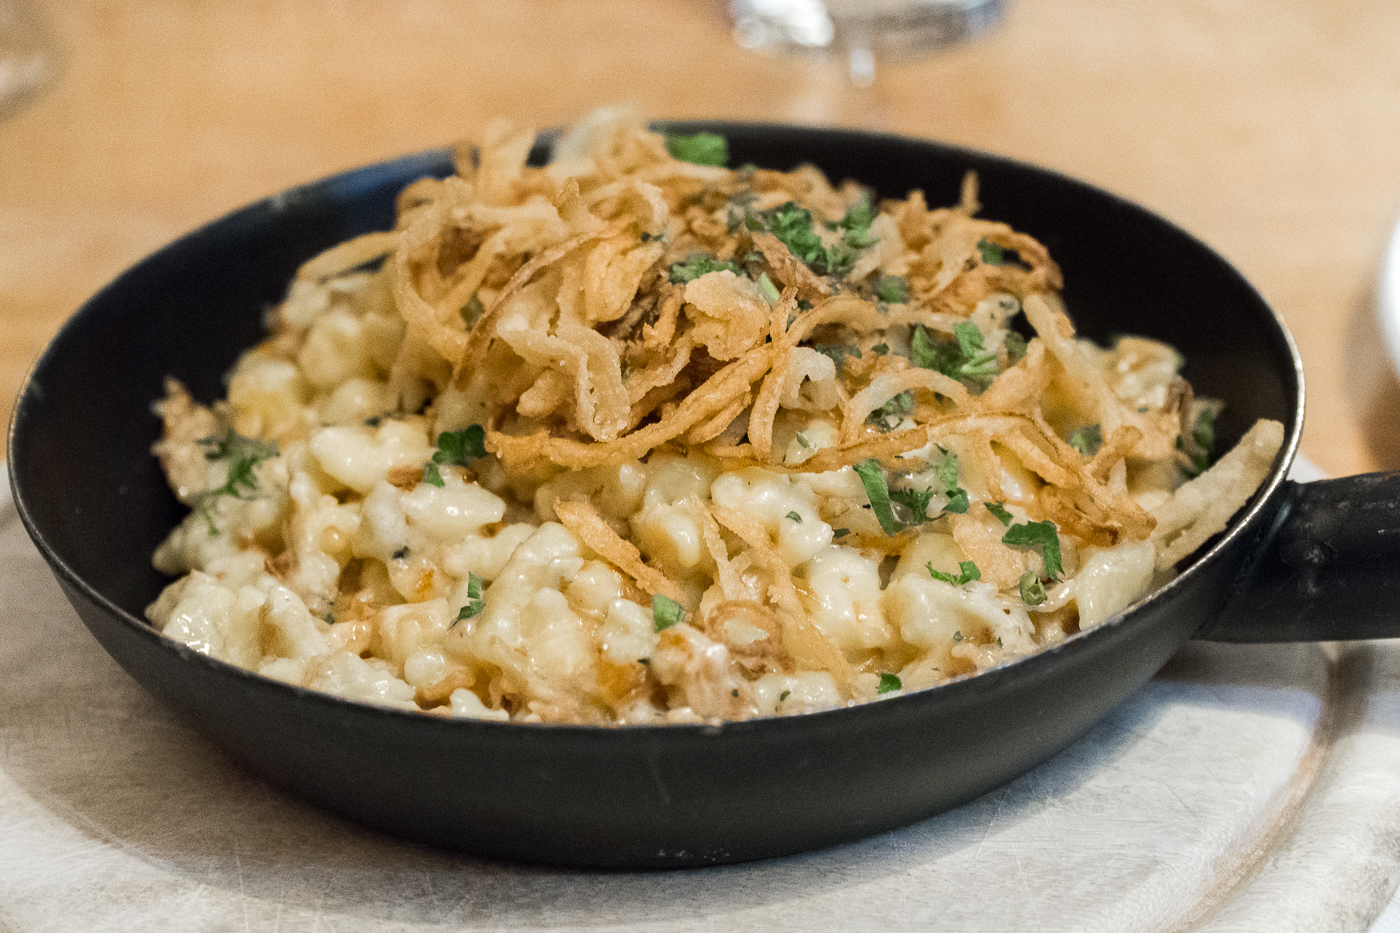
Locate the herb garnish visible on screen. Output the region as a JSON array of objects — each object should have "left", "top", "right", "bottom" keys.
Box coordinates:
[
  {"left": 927, "top": 560, "right": 981, "bottom": 585},
  {"left": 1002, "top": 520, "right": 1064, "bottom": 579},
  {"left": 855, "top": 453, "right": 966, "bottom": 534},
  {"left": 985, "top": 501, "right": 1014, "bottom": 526},
  {"left": 750, "top": 198, "right": 878, "bottom": 278},
  {"left": 451, "top": 573, "right": 485, "bottom": 627},
  {"left": 665, "top": 131, "right": 728, "bottom": 167},
  {"left": 193, "top": 430, "right": 278, "bottom": 533},
  {"left": 977, "top": 238, "right": 1005, "bottom": 264},
  {"left": 1018, "top": 570, "right": 1047, "bottom": 606},
  {"left": 652, "top": 594, "right": 685, "bottom": 632},
  {"left": 910, "top": 322, "right": 999, "bottom": 390},
  {"left": 1180, "top": 407, "right": 1217, "bottom": 475},
  {"left": 785, "top": 511, "right": 803, "bottom": 523},
  {"left": 875, "top": 275, "right": 908, "bottom": 304},
  {"left": 933, "top": 449, "right": 970, "bottom": 513},
  {"left": 668, "top": 254, "right": 739, "bottom": 284},
  {"left": 868, "top": 390, "right": 914, "bottom": 431},
  {"left": 878, "top": 672, "right": 903, "bottom": 694},
  {"left": 1069, "top": 424, "right": 1103, "bottom": 457},
  {"left": 853, "top": 459, "right": 902, "bottom": 535},
  {"left": 813, "top": 343, "right": 861, "bottom": 371}
]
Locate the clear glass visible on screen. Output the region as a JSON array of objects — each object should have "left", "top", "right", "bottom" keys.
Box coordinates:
[
  {"left": 0, "top": 0, "right": 56, "bottom": 121},
  {"left": 731, "top": 0, "right": 1005, "bottom": 87}
]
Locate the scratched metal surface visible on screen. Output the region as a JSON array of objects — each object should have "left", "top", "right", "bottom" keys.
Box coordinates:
[{"left": 4, "top": 466, "right": 1400, "bottom": 932}]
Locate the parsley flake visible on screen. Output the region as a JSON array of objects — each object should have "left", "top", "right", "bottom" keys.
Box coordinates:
[
  {"left": 853, "top": 459, "right": 903, "bottom": 536},
  {"left": 1002, "top": 520, "right": 1064, "bottom": 579},
  {"left": 1019, "top": 570, "right": 1047, "bottom": 606},
  {"left": 927, "top": 560, "right": 981, "bottom": 585},
  {"left": 668, "top": 254, "right": 739, "bottom": 284},
  {"left": 193, "top": 430, "right": 278, "bottom": 534},
  {"left": 665, "top": 131, "right": 728, "bottom": 167},
  {"left": 878, "top": 672, "right": 903, "bottom": 694},
  {"left": 868, "top": 389, "right": 914, "bottom": 431},
  {"left": 434, "top": 425, "right": 487, "bottom": 466},
  {"left": 423, "top": 463, "right": 445, "bottom": 487},
  {"left": 977, "top": 238, "right": 1006, "bottom": 264},
  {"left": 875, "top": 275, "right": 908, "bottom": 304},
  {"left": 985, "top": 501, "right": 1014, "bottom": 526},
  {"left": 652, "top": 594, "right": 685, "bottom": 632},
  {"left": 450, "top": 573, "right": 485, "bottom": 627},
  {"left": 1069, "top": 424, "right": 1103, "bottom": 457},
  {"left": 785, "top": 511, "right": 803, "bottom": 523},
  {"left": 814, "top": 343, "right": 862, "bottom": 370},
  {"left": 909, "top": 322, "right": 999, "bottom": 390},
  {"left": 779, "top": 689, "right": 791, "bottom": 702}
]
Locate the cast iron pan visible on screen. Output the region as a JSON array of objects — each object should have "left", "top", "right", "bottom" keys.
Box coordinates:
[{"left": 10, "top": 123, "right": 1399, "bottom": 869}]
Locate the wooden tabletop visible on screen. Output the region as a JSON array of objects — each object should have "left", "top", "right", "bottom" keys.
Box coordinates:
[{"left": 3, "top": 0, "right": 1399, "bottom": 478}]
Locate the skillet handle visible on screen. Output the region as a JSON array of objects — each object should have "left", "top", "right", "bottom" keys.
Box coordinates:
[{"left": 1198, "top": 472, "right": 1400, "bottom": 642}]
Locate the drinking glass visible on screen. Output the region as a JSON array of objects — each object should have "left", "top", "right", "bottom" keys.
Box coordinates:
[
  {"left": 0, "top": 0, "right": 56, "bottom": 121},
  {"left": 731, "top": 0, "right": 1004, "bottom": 87}
]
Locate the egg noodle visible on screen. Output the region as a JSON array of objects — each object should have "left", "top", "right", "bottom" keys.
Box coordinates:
[{"left": 147, "top": 111, "right": 1284, "bottom": 724}]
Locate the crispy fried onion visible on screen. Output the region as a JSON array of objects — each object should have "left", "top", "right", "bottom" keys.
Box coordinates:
[{"left": 261, "top": 112, "right": 1285, "bottom": 724}]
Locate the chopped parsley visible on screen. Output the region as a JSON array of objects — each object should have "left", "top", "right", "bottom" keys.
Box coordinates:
[
  {"left": 435, "top": 425, "right": 487, "bottom": 465},
  {"left": 1019, "top": 570, "right": 1047, "bottom": 606},
  {"left": 909, "top": 322, "right": 999, "bottom": 390},
  {"left": 424, "top": 425, "right": 486, "bottom": 487},
  {"left": 933, "top": 449, "right": 970, "bottom": 513},
  {"left": 853, "top": 459, "right": 903, "bottom": 535},
  {"left": 1002, "top": 519, "right": 1064, "bottom": 579},
  {"left": 785, "top": 511, "right": 803, "bottom": 523},
  {"left": 668, "top": 253, "right": 739, "bottom": 284},
  {"left": 977, "top": 238, "right": 1005, "bottom": 264},
  {"left": 391, "top": 546, "right": 410, "bottom": 560},
  {"left": 652, "top": 594, "right": 685, "bottom": 632},
  {"left": 1180, "top": 406, "right": 1218, "bottom": 475},
  {"left": 193, "top": 430, "right": 278, "bottom": 533},
  {"left": 871, "top": 343, "right": 890, "bottom": 356},
  {"left": 855, "top": 455, "right": 965, "bottom": 534},
  {"left": 889, "top": 483, "right": 936, "bottom": 523},
  {"left": 985, "top": 501, "right": 1014, "bottom": 526},
  {"left": 796, "top": 431, "right": 812, "bottom": 449},
  {"left": 750, "top": 199, "right": 878, "bottom": 278},
  {"left": 868, "top": 390, "right": 914, "bottom": 431},
  {"left": 665, "top": 131, "right": 728, "bottom": 167},
  {"left": 450, "top": 573, "right": 485, "bottom": 627},
  {"left": 1004, "top": 331, "right": 1028, "bottom": 361},
  {"left": 878, "top": 672, "right": 903, "bottom": 694},
  {"left": 927, "top": 560, "right": 981, "bottom": 585},
  {"left": 1069, "top": 424, "right": 1103, "bottom": 457},
  {"left": 875, "top": 275, "right": 908, "bottom": 304},
  {"left": 779, "top": 689, "right": 791, "bottom": 702},
  {"left": 813, "top": 343, "right": 861, "bottom": 371},
  {"left": 952, "top": 630, "right": 964, "bottom": 643},
  {"left": 833, "top": 528, "right": 851, "bottom": 539}
]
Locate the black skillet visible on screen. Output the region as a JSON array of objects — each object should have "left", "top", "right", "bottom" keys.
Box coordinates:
[{"left": 10, "top": 123, "right": 1400, "bottom": 869}]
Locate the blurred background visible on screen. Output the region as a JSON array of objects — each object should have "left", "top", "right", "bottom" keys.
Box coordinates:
[{"left": 3, "top": 0, "right": 1400, "bottom": 478}]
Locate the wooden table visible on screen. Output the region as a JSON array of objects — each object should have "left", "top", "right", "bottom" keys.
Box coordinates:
[{"left": 3, "top": 0, "right": 1400, "bottom": 479}]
